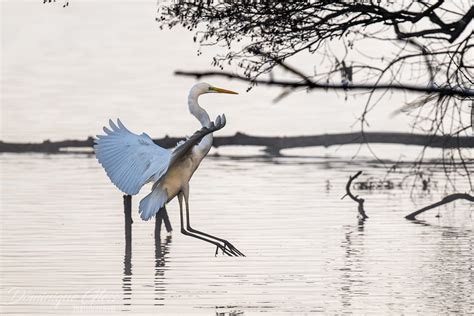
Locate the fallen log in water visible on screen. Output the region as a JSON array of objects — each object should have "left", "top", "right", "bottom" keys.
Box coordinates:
[
  {"left": 405, "top": 193, "right": 474, "bottom": 220},
  {"left": 1, "top": 132, "right": 473, "bottom": 153}
]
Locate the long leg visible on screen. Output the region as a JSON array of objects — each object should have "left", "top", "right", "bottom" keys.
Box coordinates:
[
  {"left": 178, "top": 192, "right": 235, "bottom": 256},
  {"left": 183, "top": 186, "right": 245, "bottom": 257},
  {"left": 155, "top": 206, "right": 172, "bottom": 244},
  {"left": 161, "top": 207, "right": 173, "bottom": 233},
  {"left": 155, "top": 206, "right": 164, "bottom": 241}
]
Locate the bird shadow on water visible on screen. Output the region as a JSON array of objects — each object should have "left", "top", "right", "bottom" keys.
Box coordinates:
[{"left": 122, "top": 204, "right": 172, "bottom": 311}]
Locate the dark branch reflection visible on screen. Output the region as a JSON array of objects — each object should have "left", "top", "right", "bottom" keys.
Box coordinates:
[{"left": 339, "top": 220, "right": 367, "bottom": 311}]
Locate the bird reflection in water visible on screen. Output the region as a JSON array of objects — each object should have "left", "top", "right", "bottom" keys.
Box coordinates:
[
  {"left": 122, "top": 204, "right": 172, "bottom": 309},
  {"left": 122, "top": 248, "right": 132, "bottom": 308},
  {"left": 122, "top": 195, "right": 133, "bottom": 309},
  {"left": 154, "top": 206, "right": 172, "bottom": 306}
]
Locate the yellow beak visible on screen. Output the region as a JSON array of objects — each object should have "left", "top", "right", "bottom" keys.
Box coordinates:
[{"left": 210, "top": 86, "right": 238, "bottom": 95}]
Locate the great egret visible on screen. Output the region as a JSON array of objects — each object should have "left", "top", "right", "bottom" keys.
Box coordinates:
[{"left": 94, "top": 82, "right": 244, "bottom": 257}]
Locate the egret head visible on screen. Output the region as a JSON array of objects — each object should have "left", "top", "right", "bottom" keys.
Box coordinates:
[
  {"left": 189, "top": 82, "right": 238, "bottom": 97},
  {"left": 188, "top": 82, "right": 237, "bottom": 127}
]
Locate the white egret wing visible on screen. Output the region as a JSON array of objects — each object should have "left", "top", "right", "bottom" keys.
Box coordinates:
[
  {"left": 170, "top": 114, "right": 226, "bottom": 165},
  {"left": 94, "top": 119, "right": 171, "bottom": 195}
]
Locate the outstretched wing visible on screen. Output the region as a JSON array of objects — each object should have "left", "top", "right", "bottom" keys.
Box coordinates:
[
  {"left": 94, "top": 119, "right": 171, "bottom": 195},
  {"left": 170, "top": 114, "right": 226, "bottom": 166}
]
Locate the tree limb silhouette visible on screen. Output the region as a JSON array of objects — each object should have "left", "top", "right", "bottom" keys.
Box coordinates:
[
  {"left": 342, "top": 171, "right": 368, "bottom": 220},
  {"left": 405, "top": 193, "right": 474, "bottom": 220}
]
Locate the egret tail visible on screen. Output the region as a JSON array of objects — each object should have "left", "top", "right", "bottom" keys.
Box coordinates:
[{"left": 139, "top": 185, "right": 168, "bottom": 221}]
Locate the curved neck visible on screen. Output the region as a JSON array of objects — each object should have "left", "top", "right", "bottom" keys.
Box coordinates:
[
  {"left": 188, "top": 93, "right": 210, "bottom": 127},
  {"left": 187, "top": 91, "right": 213, "bottom": 158}
]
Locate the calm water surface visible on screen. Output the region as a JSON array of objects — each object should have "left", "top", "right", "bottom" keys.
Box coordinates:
[
  {"left": 1, "top": 153, "right": 473, "bottom": 315},
  {"left": 1, "top": 1, "right": 473, "bottom": 315}
]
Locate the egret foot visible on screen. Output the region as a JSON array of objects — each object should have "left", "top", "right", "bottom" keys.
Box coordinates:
[
  {"left": 186, "top": 225, "right": 245, "bottom": 257},
  {"left": 180, "top": 228, "right": 235, "bottom": 257}
]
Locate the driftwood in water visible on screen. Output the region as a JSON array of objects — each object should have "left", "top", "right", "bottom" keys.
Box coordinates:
[
  {"left": 405, "top": 193, "right": 474, "bottom": 220},
  {"left": 342, "top": 171, "right": 369, "bottom": 220},
  {"left": 1, "top": 132, "right": 474, "bottom": 153}
]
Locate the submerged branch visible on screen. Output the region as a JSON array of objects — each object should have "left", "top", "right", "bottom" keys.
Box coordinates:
[
  {"left": 1, "top": 132, "right": 474, "bottom": 153},
  {"left": 405, "top": 193, "right": 474, "bottom": 220},
  {"left": 342, "top": 171, "right": 369, "bottom": 220}
]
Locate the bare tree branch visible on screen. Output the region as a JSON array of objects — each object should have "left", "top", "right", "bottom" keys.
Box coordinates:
[
  {"left": 159, "top": 1, "right": 473, "bottom": 187},
  {"left": 405, "top": 193, "right": 474, "bottom": 220},
  {"left": 175, "top": 70, "right": 474, "bottom": 97},
  {"left": 342, "top": 171, "right": 369, "bottom": 220}
]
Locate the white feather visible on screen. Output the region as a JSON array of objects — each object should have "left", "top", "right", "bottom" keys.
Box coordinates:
[
  {"left": 139, "top": 184, "right": 168, "bottom": 221},
  {"left": 94, "top": 119, "right": 171, "bottom": 195}
]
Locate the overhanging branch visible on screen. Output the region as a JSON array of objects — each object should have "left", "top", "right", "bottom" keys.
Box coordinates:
[{"left": 175, "top": 70, "right": 474, "bottom": 98}]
